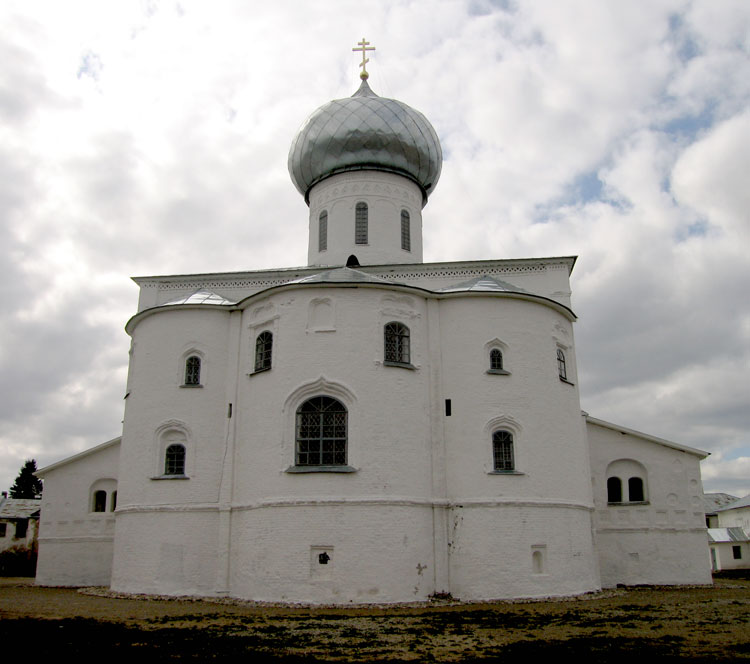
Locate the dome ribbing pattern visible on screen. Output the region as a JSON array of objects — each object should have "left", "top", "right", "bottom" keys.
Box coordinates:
[{"left": 288, "top": 79, "right": 442, "bottom": 203}]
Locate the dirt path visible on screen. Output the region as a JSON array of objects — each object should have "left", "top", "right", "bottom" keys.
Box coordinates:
[{"left": 1, "top": 578, "right": 748, "bottom": 661}]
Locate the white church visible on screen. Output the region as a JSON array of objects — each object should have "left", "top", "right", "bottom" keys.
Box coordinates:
[{"left": 36, "top": 47, "right": 712, "bottom": 603}]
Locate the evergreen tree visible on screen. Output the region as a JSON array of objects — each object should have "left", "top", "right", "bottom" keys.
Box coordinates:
[{"left": 9, "top": 459, "right": 43, "bottom": 499}]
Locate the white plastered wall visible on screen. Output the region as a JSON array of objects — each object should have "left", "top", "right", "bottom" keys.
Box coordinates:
[
  {"left": 588, "top": 420, "right": 712, "bottom": 587},
  {"left": 36, "top": 440, "right": 120, "bottom": 586}
]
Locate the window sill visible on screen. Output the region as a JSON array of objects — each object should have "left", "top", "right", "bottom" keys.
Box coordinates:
[
  {"left": 607, "top": 500, "right": 649, "bottom": 506},
  {"left": 486, "top": 369, "right": 511, "bottom": 375},
  {"left": 180, "top": 384, "right": 203, "bottom": 389},
  {"left": 285, "top": 465, "right": 357, "bottom": 474},
  {"left": 559, "top": 377, "right": 575, "bottom": 386},
  {"left": 384, "top": 361, "right": 416, "bottom": 370},
  {"left": 150, "top": 475, "right": 190, "bottom": 480},
  {"left": 248, "top": 367, "right": 271, "bottom": 377},
  {"left": 488, "top": 470, "right": 524, "bottom": 475}
]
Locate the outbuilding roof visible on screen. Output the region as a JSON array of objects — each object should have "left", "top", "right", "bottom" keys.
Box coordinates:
[
  {"left": 0, "top": 497, "right": 41, "bottom": 519},
  {"left": 707, "top": 527, "right": 750, "bottom": 543}
]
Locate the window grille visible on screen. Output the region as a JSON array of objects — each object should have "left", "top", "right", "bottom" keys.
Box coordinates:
[
  {"left": 296, "top": 396, "right": 347, "bottom": 466},
  {"left": 254, "top": 331, "right": 273, "bottom": 372},
  {"left": 493, "top": 430, "right": 514, "bottom": 471},
  {"left": 165, "top": 444, "right": 186, "bottom": 475},
  {"left": 184, "top": 356, "right": 201, "bottom": 385},
  {"left": 490, "top": 349, "right": 503, "bottom": 371},
  {"left": 384, "top": 322, "right": 410, "bottom": 364},
  {"left": 557, "top": 348, "right": 567, "bottom": 380},
  {"left": 355, "top": 202, "right": 368, "bottom": 245},
  {"left": 319, "top": 210, "right": 328, "bottom": 251},
  {"left": 401, "top": 209, "right": 411, "bottom": 251}
]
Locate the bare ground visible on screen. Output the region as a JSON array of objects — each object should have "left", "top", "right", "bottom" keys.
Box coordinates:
[{"left": 1, "top": 577, "right": 748, "bottom": 661}]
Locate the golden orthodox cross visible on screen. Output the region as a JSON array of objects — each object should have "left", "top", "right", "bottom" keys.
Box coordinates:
[{"left": 352, "top": 38, "right": 375, "bottom": 79}]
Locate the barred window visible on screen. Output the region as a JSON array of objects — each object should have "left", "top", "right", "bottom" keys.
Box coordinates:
[
  {"left": 296, "top": 396, "right": 347, "bottom": 466},
  {"left": 493, "top": 430, "right": 514, "bottom": 471},
  {"left": 93, "top": 490, "right": 107, "bottom": 512},
  {"left": 401, "top": 209, "right": 411, "bottom": 251},
  {"left": 557, "top": 348, "right": 567, "bottom": 381},
  {"left": 254, "top": 331, "right": 273, "bottom": 372},
  {"left": 490, "top": 349, "right": 503, "bottom": 371},
  {"left": 319, "top": 210, "right": 328, "bottom": 252},
  {"left": 384, "top": 322, "right": 410, "bottom": 364},
  {"left": 184, "top": 356, "right": 201, "bottom": 385},
  {"left": 165, "top": 444, "right": 186, "bottom": 475},
  {"left": 355, "top": 202, "right": 368, "bottom": 245}
]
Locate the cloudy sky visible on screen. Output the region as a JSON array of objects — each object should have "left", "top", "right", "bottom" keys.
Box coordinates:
[{"left": 1, "top": 0, "right": 748, "bottom": 497}]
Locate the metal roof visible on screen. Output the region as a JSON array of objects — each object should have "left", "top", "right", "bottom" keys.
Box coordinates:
[
  {"left": 287, "top": 267, "right": 397, "bottom": 286},
  {"left": 703, "top": 492, "right": 740, "bottom": 514},
  {"left": 437, "top": 275, "right": 529, "bottom": 294},
  {"left": 163, "top": 289, "right": 236, "bottom": 306},
  {"left": 0, "top": 498, "right": 41, "bottom": 519},
  {"left": 716, "top": 494, "right": 750, "bottom": 512},
  {"left": 707, "top": 527, "right": 750, "bottom": 543}
]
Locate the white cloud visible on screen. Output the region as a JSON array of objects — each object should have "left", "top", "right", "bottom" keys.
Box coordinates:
[{"left": 0, "top": 0, "right": 748, "bottom": 501}]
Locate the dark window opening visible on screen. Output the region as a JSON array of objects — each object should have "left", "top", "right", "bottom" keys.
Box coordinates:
[
  {"left": 93, "top": 490, "right": 107, "bottom": 513},
  {"left": 628, "top": 477, "right": 644, "bottom": 502},
  {"left": 733, "top": 545, "right": 742, "bottom": 560},
  {"left": 110, "top": 490, "right": 117, "bottom": 512},
  {"left": 490, "top": 349, "right": 503, "bottom": 371},
  {"left": 607, "top": 477, "right": 622, "bottom": 502},
  {"left": 15, "top": 519, "right": 28, "bottom": 539},
  {"left": 445, "top": 399, "right": 451, "bottom": 416}
]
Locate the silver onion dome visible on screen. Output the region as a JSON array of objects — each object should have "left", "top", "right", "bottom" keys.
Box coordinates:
[{"left": 288, "top": 79, "right": 442, "bottom": 203}]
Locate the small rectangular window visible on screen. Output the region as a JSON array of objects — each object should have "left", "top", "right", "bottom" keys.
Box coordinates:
[
  {"left": 355, "top": 202, "right": 368, "bottom": 245},
  {"left": 445, "top": 399, "right": 451, "bottom": 416},
  {"left": 401, "top": 210, "right": 411, "bottom": 251},
  {"left": 733, "top": 545, "right": 742, "bottom": 560},
  {"left": 15, "top": 519, "right": 28, "bottom": 539},
  {"left": 319, "top": 211, "right": 328, "bottom": 252}
]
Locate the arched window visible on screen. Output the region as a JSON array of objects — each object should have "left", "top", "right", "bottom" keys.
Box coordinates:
[
  {"left": 490, "top": 349, "right": 503, "bottom": 371},
  {"left": 93, "top": 490, "right": 107, "bottom": 512},
  {"left": 401, "top": 209, "right": 411, "bottom": 251},
  {"left": 493, "top": 430, "right": 514, "bottom": 471},
  {"left": 355, "top": 202, "right": 368, "bottom": 245},
  {"left": 254, "top": 331, "right": 273, "bottom": 372},
  {"left": 110, "top": 490, "right": 117, "bottom": 512},
  {"left": 556, "top": 348, "right": 567, "bottom": 381},
  {"left": 165, "top": 444, "right": 186, "bottom": 476},
  {"left": 296, "top": 396, "right": 347, "bottom": 466},
  {"left": 319, "top": 210, "right": 328, "bottom": 252},
  {"left": 606, "top": 459, "right": 648, "bottom": 503},
  {"left": 607, "top": 477, "right": 622, "bottom": 502},
  {"left": 184, "top": 356, "right": 201, "bottom": 386},
  {"left": 384, "top": 322, "right": 410, "bottom": 365},
  {"left": 628, "top": 477, "right": 645, "bottom": 502}
]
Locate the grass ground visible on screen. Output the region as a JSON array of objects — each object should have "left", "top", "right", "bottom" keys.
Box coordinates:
[{"left": 1, "top": 576, "right": 748, "bottom": 661}]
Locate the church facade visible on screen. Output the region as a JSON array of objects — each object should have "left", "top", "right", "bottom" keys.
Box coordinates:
[{"left": 35, "top": 66, "right": 711, "bottom": 603}]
